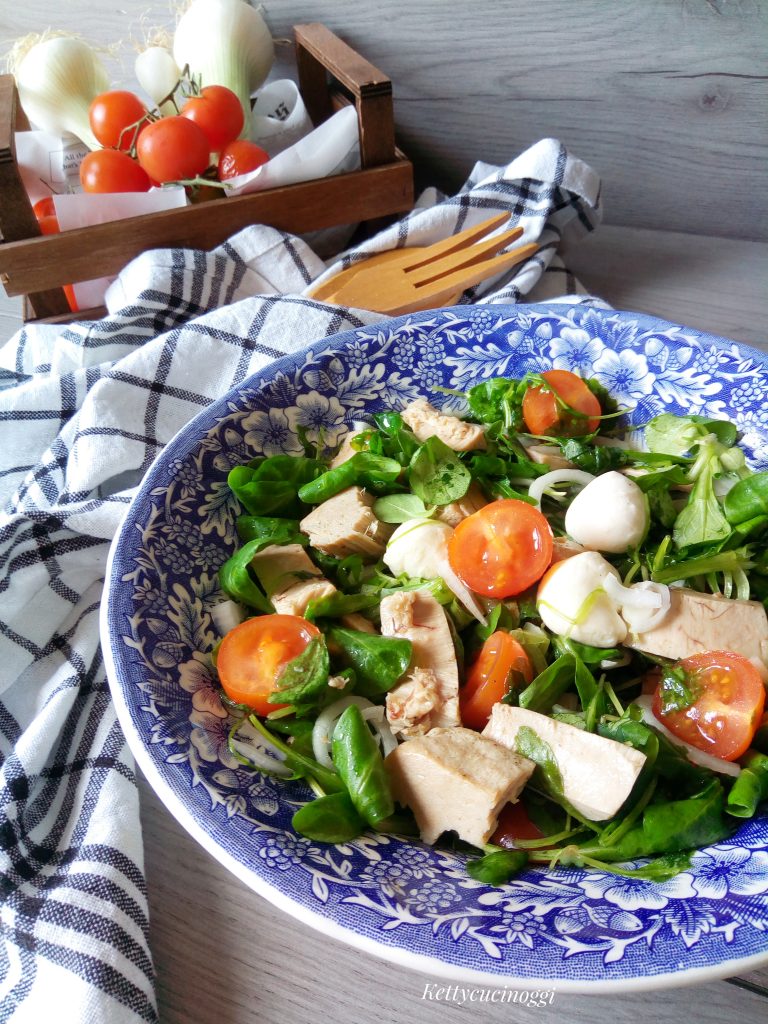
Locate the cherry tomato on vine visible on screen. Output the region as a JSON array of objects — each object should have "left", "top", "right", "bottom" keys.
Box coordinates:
[
  {"left": 522, "top": 369, "right": 602, "bottom": 437},
  {"left": 181, "top": 85, "right": 244, "bottom": 153},
  {"left": 136, "top": 116, "right": 211, "bottom": 183},
  {"left": 448, "top": 499, "right": 554, "bottom": 598},
  {"left": 460, "top": 631, "right": 533, "bottom": 730},
  {"left": 217, "top": 614, "right": 320, "bottom": 715},
  {"left": 652, "top": 650, "right": 766, "bottom": 761},
  {"left": 217, "top": 139, "right": 270, "bottom": 180},
  {"left": 79, "top": 150, "right": 152, "bottom": 193},
  {"left": 89, "top": 90, "right": 149, "bottom": 151}
]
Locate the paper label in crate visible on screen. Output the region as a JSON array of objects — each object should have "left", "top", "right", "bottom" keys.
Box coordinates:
[
  {"left": 224, "top": 106, "right": 360, "bottom": 196},
  {"left": 14, "top": 131, "right": 89, "bottom": 203},
  {"left": 53, "top": 188, "right": 188, "bottom": 310},
  {"left": 250, "top": 80, "right": 313, "bottom": 156}
]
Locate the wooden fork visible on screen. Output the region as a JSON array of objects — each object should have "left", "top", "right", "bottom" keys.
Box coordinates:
[{"left": 309, "top": 214, "right": 539, "bottom": 315}]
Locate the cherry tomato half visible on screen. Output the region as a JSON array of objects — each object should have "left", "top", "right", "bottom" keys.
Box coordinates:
[
  {"left": 136, "top": 116, "right": 211, "bottom": 184},
  {"left": 490, "top": 801, "right": 543, "bottom": 848},
  {"left": 522, "top": 369, "right": 602, "bottom": 437},
  {"left": 652, "top": 650, "right": 766, "bottom": 761},
  {"left": 448, "top": 499, "right": 554, "bottom": 599},
  {"left": 217, "top": 614, "right": 320, "bottom": 715},
  {"left": 218, "top": 139, "right": 270, "bottom": 180},
  {"left": 460, "top": 630, "right": 533, "bottom": 730},
  {"left": 89, "top": 90, "right": 149, "bottom": 151},
  {"left": 182, "top": 85, "right": 244, "bottom": 153},
  {"left": 80, "top": 150, "right": 152, "bottom": 193}
]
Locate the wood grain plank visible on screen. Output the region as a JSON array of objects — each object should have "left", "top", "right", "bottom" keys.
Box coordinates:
[
  {"left": 2, "top": 1, "right": 765, "bottom": 240},
  {"left": 0, "top": 159, "right": 413, "bottom": 295}
]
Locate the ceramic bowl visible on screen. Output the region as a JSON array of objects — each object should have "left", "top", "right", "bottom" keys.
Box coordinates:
[{"left": 102, "top": 304, "right": 768, "bottom": 991}]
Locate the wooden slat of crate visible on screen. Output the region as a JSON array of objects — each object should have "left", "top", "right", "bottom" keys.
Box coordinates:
[{"left": 0, "top": 157, "right": 413, "bottom": 296}]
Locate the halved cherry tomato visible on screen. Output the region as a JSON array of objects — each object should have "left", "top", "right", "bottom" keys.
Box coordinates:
[
  {"left": 136, "top": 116, "right": 211, "bottom": 184},
  {"left": 652, "top": 650, "right": 766, "bottom": 761},
  {"left": 181, "top": 85, "right": 244, "bottom": 153},
  {"left": 89, "top": 90, "right": 149, "bottom": 151},
  {"left": 80, "top": 150, "right": 152, "bottom": 193},
  {"left": 218, "top": 139, "right": 270, "bottom": 180},
  {"left": 448, "top": 499, "right": 553, "bottom": 598},
  {"left": 490, "top": 801, "right": 543, "bottom": 848},
  {"left": 522, "top": 369, "right": 601, "bottom": 436},
  {"left": 460, "top": 631, "right": 533, "bottom": 730},
  {"left": 217, "top": 614, "right": 320, "bottom": 715}
]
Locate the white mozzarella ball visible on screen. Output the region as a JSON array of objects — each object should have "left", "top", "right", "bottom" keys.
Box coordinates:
[
  {"left": 383, "top": 519, "right": 454, "bottom": 580},
  {"left": 537, "top": 550, "right": 627, "bottom": 647},
  {"left": 565, "top": 471, "right": 649, "bottom": 554}
]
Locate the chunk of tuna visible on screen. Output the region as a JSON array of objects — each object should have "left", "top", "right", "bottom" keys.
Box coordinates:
[
  {"left": 384, "top": 667, "right": 442, "bottom": 737},
  {"left": 626, "top": 587, "right": 768, "bottom": 666},
  {"left": 300, "top": 486, "right": 393, "bottom": 559},
  {"left": 483, "top": 704, "right": 646, "bottom": 821},
  {"left": 527, "top": 444, "right": 575, "bottom": 470},
  {"left": 401, "top": 398, "right": 486, "bottom": 452},
  {"left": 329, "top": 432, "right": 359, "bottom": 468},
  {"left": 550, "top": 537, "right": 587, "bottom": 563},
  {"left": 381, "top": 590, "right": 460, "bottom": 734},
  {"left": 249, "top": 543, "right": 337, "bottom": 617},
  {"left": 385, "top": 727, "right": 535, "bottom": 848},
  {"left": 435, "top": 481, "right": 489, "bottom": 528}
]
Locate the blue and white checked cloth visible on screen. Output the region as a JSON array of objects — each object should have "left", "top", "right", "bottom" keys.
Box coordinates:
[{"left": 0, "top": 139, "right": 603, "bottom": 1023}]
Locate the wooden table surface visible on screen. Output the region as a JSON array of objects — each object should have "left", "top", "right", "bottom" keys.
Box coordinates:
[{"left": 1, "top": 224, "right": 767, "bottom": 1021}]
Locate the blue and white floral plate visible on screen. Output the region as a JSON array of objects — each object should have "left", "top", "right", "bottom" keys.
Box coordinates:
[{"left": 101, "top": 304, "right": 768, "bottom": 991}]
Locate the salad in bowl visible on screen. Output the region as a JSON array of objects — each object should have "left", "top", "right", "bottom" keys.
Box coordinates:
[
  {"left": 102, "top": 304, "right": 768, "bottom": 987},
  {"left": 212, "top": 369, "right": 768, "bottom": 887}
]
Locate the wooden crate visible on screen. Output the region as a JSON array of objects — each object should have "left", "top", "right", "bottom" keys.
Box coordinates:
[{"left": 0, "top": 23, "right": 414, "bottom": 324}]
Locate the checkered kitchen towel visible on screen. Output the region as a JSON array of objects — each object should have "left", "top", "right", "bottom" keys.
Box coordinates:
[{"left": 0, "top": 138, "right": 603, "bottom": 1023}]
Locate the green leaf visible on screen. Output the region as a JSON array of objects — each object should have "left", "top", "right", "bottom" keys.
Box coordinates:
[
  {"left": 673, "top": 457, "right": 732, "bottom": 548},
  {"left": 518, "top": 654, "right": 576, "bottom": 713},
  {"left": 724, "top": 472, "right": 768, "bottom": 526},
  {"left": 297, "top": 452, "right": 403, "bottom": 504},
  {"left": 577, "top": 780, "right": 731, "bottom": 861},
  {"left": 332, "top": 704, "right": 394, "bottom": 827},
  {"left": 328, "top": 627, "right": 412, "bottom": 697},
  {"left": 228, "top": 456, "right": 325, "bottom": 516},
  {"left": 269, "top": 636, "right": 330, "bottom": 705},
  {"left": 657, "top": 663, "right": 699, "bottom": 715},
  {"left": 304, "top": 591, "right": 379, "bottom": 622},
  {"left": 466, "top": 377, "right": 521, "bottom": 426},
  {"left": 644, "top": 413, "right": 708, "bottom": 456},
  {"left": 373, "top": 492, "right": 429, "bottom": 523},
  {"left": 408, "top": 436, "right": 471, "bottom": 506},
  {"left": 651, "top": 545, "right": 754, "bottom": 586},
  {"left": 292, "top": 792, "right": 366, "bottom": 843},
  {"left": 466, "top": 847, "right": 529, "bottom": 885},
  {"left": 726, "top": 751, "right": 768, "bottom": 818},
  {"left": 236, "top": 515, "right": 301, "bottom": 543},
  {"left": 219, "top": 534, "right": 307, "bottom": 612},
  {"left": 512, "top": 726, "right": 564, "bottom": 795},
  {"left": 559, "top": 438, "right": 630, "bottom": 475}
]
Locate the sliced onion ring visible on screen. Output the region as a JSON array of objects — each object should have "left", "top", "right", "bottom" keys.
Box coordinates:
[
  {"left": 602, "top": 574, "right": 671, "bottom": 632},
  {"left": 229, "top": 718, "right": 294, "bottom": 778},
  {"left": 528, "top": 469, "right": 595, "bottom": 508},
  {"left": 633, "top": 695, "right": 741, "bottom": 777},
  {"left": 312, "top": 695, "right": 398, "bottom": 768}
]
